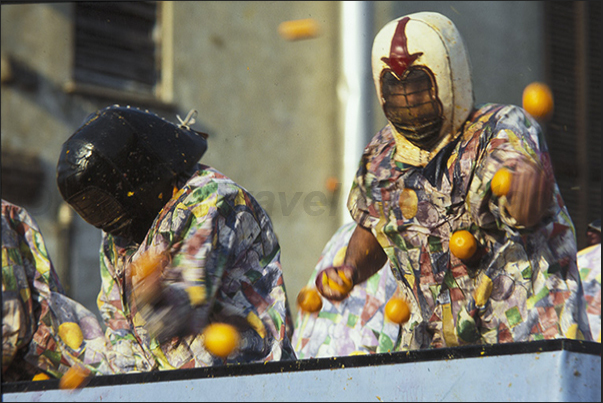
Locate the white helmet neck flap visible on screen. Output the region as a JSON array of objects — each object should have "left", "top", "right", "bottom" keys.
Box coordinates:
[{"left": 372, "top": 12, "right": 474, "bottom": 166}]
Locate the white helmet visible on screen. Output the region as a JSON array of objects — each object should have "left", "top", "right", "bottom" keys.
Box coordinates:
[{"left": 372, "top": 12, "right": 474, "bottom": 164}]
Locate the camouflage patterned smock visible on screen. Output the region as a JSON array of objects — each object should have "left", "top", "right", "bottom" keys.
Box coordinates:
[{"left": 347, "top": 103, "right": 592, "bottom": 350}]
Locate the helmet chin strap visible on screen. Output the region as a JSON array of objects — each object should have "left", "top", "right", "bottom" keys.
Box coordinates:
[
  {"left": 392, "top": 120, "right": 443, "bottom": 150},
  {"left": 392, "top": 124, "right": 461, "bottom": 167}
]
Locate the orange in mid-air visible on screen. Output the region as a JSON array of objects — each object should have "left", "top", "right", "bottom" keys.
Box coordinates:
[
  {"left": 278, "top": 18, "right": 320, "bottom": 41},
  {"left": 522, "top": 82, "right": 554, "bottom": 121},
  {"left": 59, "top": 364, "right": 91, "bottom": 390},
  {"left": 202, "top": 323, "right": 240, "bottom": 358},
  {"left": 325, "top": 176, "right": 339, "bottom": 193},
  {"left": 297, "top": 286, "right": 323, "bottom": 313},
  {"left": 491, "top": 167, "right": 513, "bottom": 197},
  {"left": 384, "top": 297, "right": 411, "bottom": 324},
  {"left": 449, "top": 230, "right": 478, "bottom": 260}
]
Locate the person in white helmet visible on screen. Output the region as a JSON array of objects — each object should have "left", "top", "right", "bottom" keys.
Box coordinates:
[{"left": 303, "top": 12, "right": 591, "bottom": 353}]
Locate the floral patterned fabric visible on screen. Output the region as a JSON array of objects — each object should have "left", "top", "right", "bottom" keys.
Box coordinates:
[
  {"left": 577, "top": 243, "right": 601, "bottom": 342},
  {"left": 347, "top": 103, "right": 592, "bottom": 350},
  {"left": 292, "top": 222, "right": 401, "bottom": 358}
]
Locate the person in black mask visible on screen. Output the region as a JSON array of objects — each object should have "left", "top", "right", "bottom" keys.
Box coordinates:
[{"left": 56, "top": 105, "right": 295, "bottom": 373}]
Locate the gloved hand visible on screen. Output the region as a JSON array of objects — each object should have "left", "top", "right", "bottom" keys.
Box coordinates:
[
  {"left": 131, "top": 250, "right": 193, "bottom": 342},
  {"left": 493, "top": 157, "right": 554, "bottom": 228}
]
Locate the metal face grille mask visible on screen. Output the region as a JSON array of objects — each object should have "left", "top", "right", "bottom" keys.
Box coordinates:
[{"left": 381, "top": 67, "right": 443, "bottom": 150}]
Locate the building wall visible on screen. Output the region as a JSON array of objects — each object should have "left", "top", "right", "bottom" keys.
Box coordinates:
[
  {"left": 1, "top": 1, "right": 545, "bottom": 323},
  {"left": 1, "top": 3, "right": 103, "bottom": 313},
  {"left": 168, "top": 1, "right": 343, "bottom": 311}
]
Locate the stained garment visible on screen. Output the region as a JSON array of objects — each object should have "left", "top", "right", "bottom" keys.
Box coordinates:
[
  {"left": 292, "top": 222, "right": 400, "bottom": 358},
  {"left": 577, "top": 243, "right": 601, "bottom": 342},
  {"left": 97, "top": 164, "right": 296, "bottom": 371},
  {"left": 2, "top": 199, "right": 113, "bottom": 381},
  {"left": 347, "top": 103, "right": 592, "bottom": 350},
  {"left": 2, "top": 163, "right": 296, "bottom": 380}
]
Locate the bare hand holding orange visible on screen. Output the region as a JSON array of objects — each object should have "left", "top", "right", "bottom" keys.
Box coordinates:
[{"left": 315, "top": 265, "right": 355, "bottom": 301}]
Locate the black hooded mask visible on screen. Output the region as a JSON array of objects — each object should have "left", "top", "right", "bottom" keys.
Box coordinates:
[{"left": 56, "top": 105, "right": 208, "bottom": 244}]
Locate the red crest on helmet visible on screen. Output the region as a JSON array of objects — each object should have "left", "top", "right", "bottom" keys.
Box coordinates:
[{"left": 381, "top": 17, "right": 423, "bottom": 78}]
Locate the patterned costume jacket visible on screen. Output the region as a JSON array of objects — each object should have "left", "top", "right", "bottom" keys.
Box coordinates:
[
  {"left": 1, "top": 164, "right": 296, "bottom": 379},
  {"left": 98, "top": 164, "right": 296, "bottom": 371},
  {"left": 347, "top": 104, "right": 591, "bottom": 349}
]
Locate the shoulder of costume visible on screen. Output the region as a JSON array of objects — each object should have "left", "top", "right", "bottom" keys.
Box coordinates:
[
  {"left": 578, "top": 243, "right": 601, "bottom": 258},
  {"left": 364, "top": 125, "right": 396, "bottom": 163}
]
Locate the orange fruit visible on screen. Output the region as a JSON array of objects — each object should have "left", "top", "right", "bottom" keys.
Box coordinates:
[
  {"left": 131, "top": 251, "right": 170, "bottom": 305},
  {"left": 58, "top": 322, "right": 84, "bottom": 350},
  {"left": 297, "top": 286, "right": 323, "bottom": 313},
  {"left": 325, "top": 176, "right": 339, "bottom": 193},
  {"left": 32, "top": 373, "right": 51, "bottom": 381},
  {"left": 522, "top": 82, "right": 554, "bottom": 120},
  {"left": 385, "top": 297, "right": 411, "bottom": 324},
  {"left": 337, "top": 270, "right": 354, "bottom": 290},
  {"left": 131, "top": 251, "right": 165, "bottom": 280},
  {"left": 491, "top": 167, "right": 513, "bottom": 197},
  {"left": 59, "top": 364, "right": 91, "bottom": 390},
  {"left": 202, "top": 323, "right": 240, "bottom": 358},
  {"left": 278, "top": 18, "right": 320, "bottom": 41},
  {"left": 321, "top": 270, "right": 353, "bottom": 296},
  {"left": 449, "top": 230, "right": 477, "bottom": 260}
]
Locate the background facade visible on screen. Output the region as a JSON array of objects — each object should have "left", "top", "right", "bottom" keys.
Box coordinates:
[{"left": 2, "top": 1, "right": 599, "bottom": 321}]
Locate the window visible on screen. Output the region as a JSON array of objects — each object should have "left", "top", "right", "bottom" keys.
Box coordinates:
[{"left": 68, "top": 1, "right": 170, "bottom": 104}]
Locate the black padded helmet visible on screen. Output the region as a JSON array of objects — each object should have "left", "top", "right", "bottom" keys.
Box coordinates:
[{"left": 57, "top": 105, "right": 208, "bottom": 243}]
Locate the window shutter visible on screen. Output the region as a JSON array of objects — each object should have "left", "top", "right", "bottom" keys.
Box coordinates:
[
  {"left": 74, "top": 1, "right": 158, "bottom": 95},
  {"left": 545, "top": 1, "right": 601, "bottom": 247}
]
